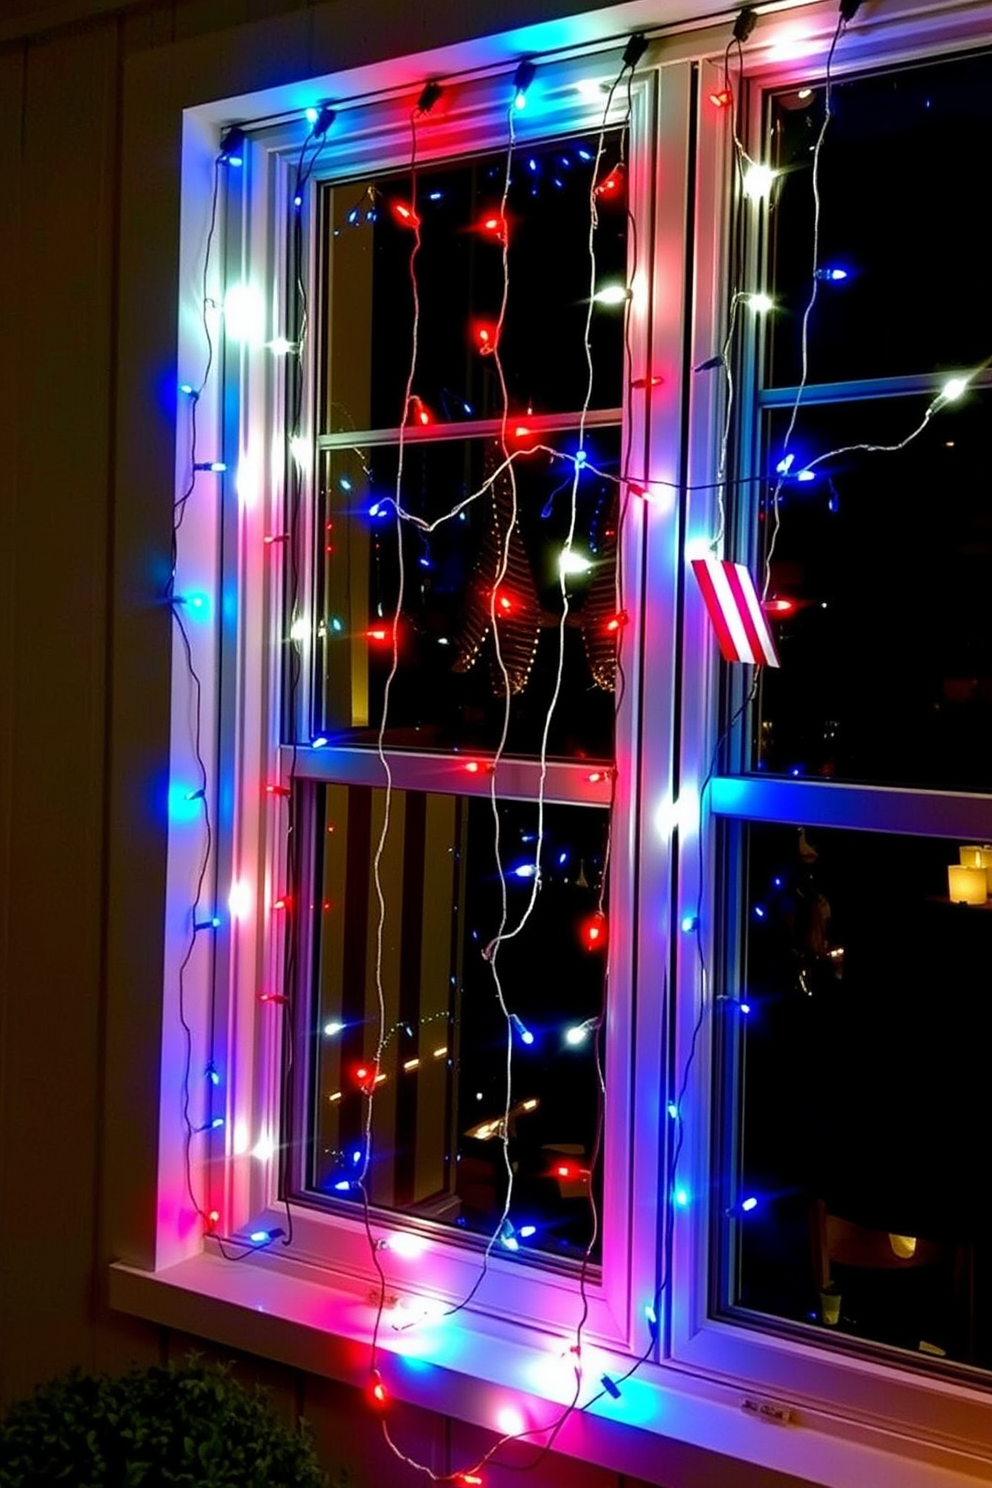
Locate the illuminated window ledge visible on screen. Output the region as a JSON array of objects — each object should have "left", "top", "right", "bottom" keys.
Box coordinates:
[{"left": 109, "top": 1252, "right": 992, "bottom": 1488}]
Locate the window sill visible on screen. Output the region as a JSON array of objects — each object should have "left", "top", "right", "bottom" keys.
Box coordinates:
[{"left": 110, "top": 1255, "right": 992, "bottom": 1488}]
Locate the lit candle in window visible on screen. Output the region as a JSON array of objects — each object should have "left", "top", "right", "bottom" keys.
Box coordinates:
[{"left": 947, "top": 864, "right": 987, "bottom": 904}]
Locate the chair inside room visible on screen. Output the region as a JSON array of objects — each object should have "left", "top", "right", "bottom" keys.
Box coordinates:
[{"left": 808, "top": 1198, "right": 974, "bottom": 1362}]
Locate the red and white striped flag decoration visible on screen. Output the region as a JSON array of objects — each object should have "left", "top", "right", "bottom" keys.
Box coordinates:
[{"left": 691, "top": 557, "right": 780, "bottom": 668}]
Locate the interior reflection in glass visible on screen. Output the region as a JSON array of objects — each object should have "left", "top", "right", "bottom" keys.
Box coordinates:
[
  {"left": 767, "top": 50, "right": 992, "bottom": 388},
  {"left": 728, "top": 822, "right": 992, "bottom": 1369},
  {"left": 321, "top": 132, "right": 626, "bottom": 432},
  {"left": 315, "top": 432, "right": 621, "bottom": 759},
  {"left": 311, "top": 785, "right": 608, "bottom": 1263},
  {"left": 756, "top": 394, "right": 992, "bottom": 792}
]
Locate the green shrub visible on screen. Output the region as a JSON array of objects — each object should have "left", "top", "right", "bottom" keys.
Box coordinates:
[{"left": 0, "top": 1358, "right": 327, "bottom": 1488}]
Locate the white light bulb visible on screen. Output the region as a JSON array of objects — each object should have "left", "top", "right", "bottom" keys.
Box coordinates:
[
  {"left": 252, "top": 1133, "right": 275, "bottom": 1161},
  {"left": 565, "top": 1024, "right": 589, "bottom": 1046},
  {"left": 290, "top": 435, "right": 311, "bottom": 470},
  {"left": 228, "top": 880, "right": 252, "bottom": 920},
  {"left": 559, "top": 549, "right": 593, "bottom": 575},
  {"left": 323, "top": 1020, "right": 344, "bottom": 1037},
  {"left": 593, "top": 284, "right": 631, "bottom": 306},
  {"left": 685, "top": 535, "right": 716, "bottom": 561},
  {"left": 222, "top": 283, "right": 266, "bottom": 347},
  {"left": 742, "top": 163, "right": 776, "bottom": 200},
  {"left": 289, "top": 617, "right": 308, "bottom": 642},
  {"left": 267, "top": 337, "right": 295, "bottom": 355},
  {"left": 236, "top": 456, "right": 260, "bottom": 509},
  {"left": 385, "top": 1232, "right": 428, "bottom": 1258},
  {"left": 748, "top": 293, "right": 774, "bottom": 314},
  {"left": 941, "top": 376, "right": 968, "bottom": 402}
]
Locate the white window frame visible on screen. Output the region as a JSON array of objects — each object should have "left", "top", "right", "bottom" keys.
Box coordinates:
[{"left": 107, "top": 1, "right": 992, "bottom": 1483}]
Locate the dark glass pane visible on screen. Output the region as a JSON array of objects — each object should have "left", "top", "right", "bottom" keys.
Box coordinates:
[
  {"left": 320, "top": 132, "right": 627, "bottom": 431},
  {"left": 726, "top": 822, "right": 992, "bottom": 1371},
  {"left": 766, "top": 51, "right": 992, "bottom": 386},
  {"left": 314, "top": 431, "right": 620, "bottom": 759},
  {"left": 755, "top": 392, "right": 992, "bottom": 791},
  {"left": 309, "top": 784, "right": 608, "bottom": 1262}
]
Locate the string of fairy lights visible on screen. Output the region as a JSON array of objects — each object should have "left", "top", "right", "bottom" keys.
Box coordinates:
[
  {"left": 357, "top": 50, "right": 642, "bottom": 1483},
  {"left": 165, "top": 0, "right": 992, "bottom": 1477}
]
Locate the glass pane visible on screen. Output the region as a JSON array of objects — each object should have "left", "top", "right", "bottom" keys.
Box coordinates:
[
  {"left": 725, "top": 821, "right": 992, "bottom": 1371},
  {"left": 755, "top": 392, "right": 992, "bottom": 791},
  {"left": 309, "top": 784, "right": 608, "bottom": 1263},
  {"left": 313, "top": 431, "right": 620, "bottom": 759},
  {"left": 320, "top": 131, "right": 627, "bottom": 432},
  {"left": 766, "top": 50, "right": 992, "bottom": 387}
]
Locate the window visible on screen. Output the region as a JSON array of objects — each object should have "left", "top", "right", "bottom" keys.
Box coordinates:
[
  {"left": 187, "top": 45, "right": 683, "bottom": 1348},
  {"left": 711, "top": 26, "right": 992, "bottom": 1390},
  {"left": 119, "top": 2, "right": 992, "bottom": 1483}
]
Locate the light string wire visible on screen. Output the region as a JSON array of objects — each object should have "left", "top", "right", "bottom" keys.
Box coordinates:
[
  {"left": 762, "top": 6, "right": 846, "bottom": 601},
  {"left": 360, "top": 98, "right": 427, "bottom": 1389},
  {"left": 710, "top": 33, "right": 748, "bottom": 554},
  {"left": 686, "top": 0, "right": 990, "bottom": 1361},
  {"left": 364, "top": 53, "right": 640, "bottom": 1486},
  {"left": 171, "top": 156, "right": 223, "bottom": 1233},
  {"left": 171, "top": 151, "right": 290, "bottom": 1261},
  {"left": 437, "top": 78, "right": 526, "bottom": 1322}
]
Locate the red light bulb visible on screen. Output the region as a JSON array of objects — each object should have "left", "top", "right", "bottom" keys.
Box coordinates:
[
  {"left": 630, "top": 375, "right": 665, "bottom": 390},
  {"left": 366, "top": 626, "right": 389, "bottom": 643},
  {"left": 473, "top": 320, "right": 498, "bottom": 355},
  {"left": 207, "top": 1209, "right": 220, "bottom": 1231},
  {"left": 407, "top": 395, "right": 433, "bottom": 426},
  {"left": 266, "top": 783, "right": 291, "bottom": 796},
  {"left": 763, "top": 597, "right": 797, "bottom": 616},
  {"left": 605, "top": 610, "right": 629, "bottom": 634},
  {"left": 478, "top": 212, "right": 506, "bottom": 242},
  {"left": 709, "top": 88, "right": 733, "bottom": 108},
  {"left": 494, "top": 589, "right": 514, "bottom": 616},
  {"left": 389, "top": 198, "right": 420, "bottom": 229},
  {"left": 595, "top": 163, "right": 625, "bottom": 200},
  {"left": 582, "top": 911, "right": 608, "bottom": 951},
  {"left": 368, "top": 1370, "right": 389, "bottom": 1408}
]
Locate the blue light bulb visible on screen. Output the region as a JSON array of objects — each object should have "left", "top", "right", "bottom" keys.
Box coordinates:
[{"left": 511, "top": 1014, "right": 535, "bottom": 1045}]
